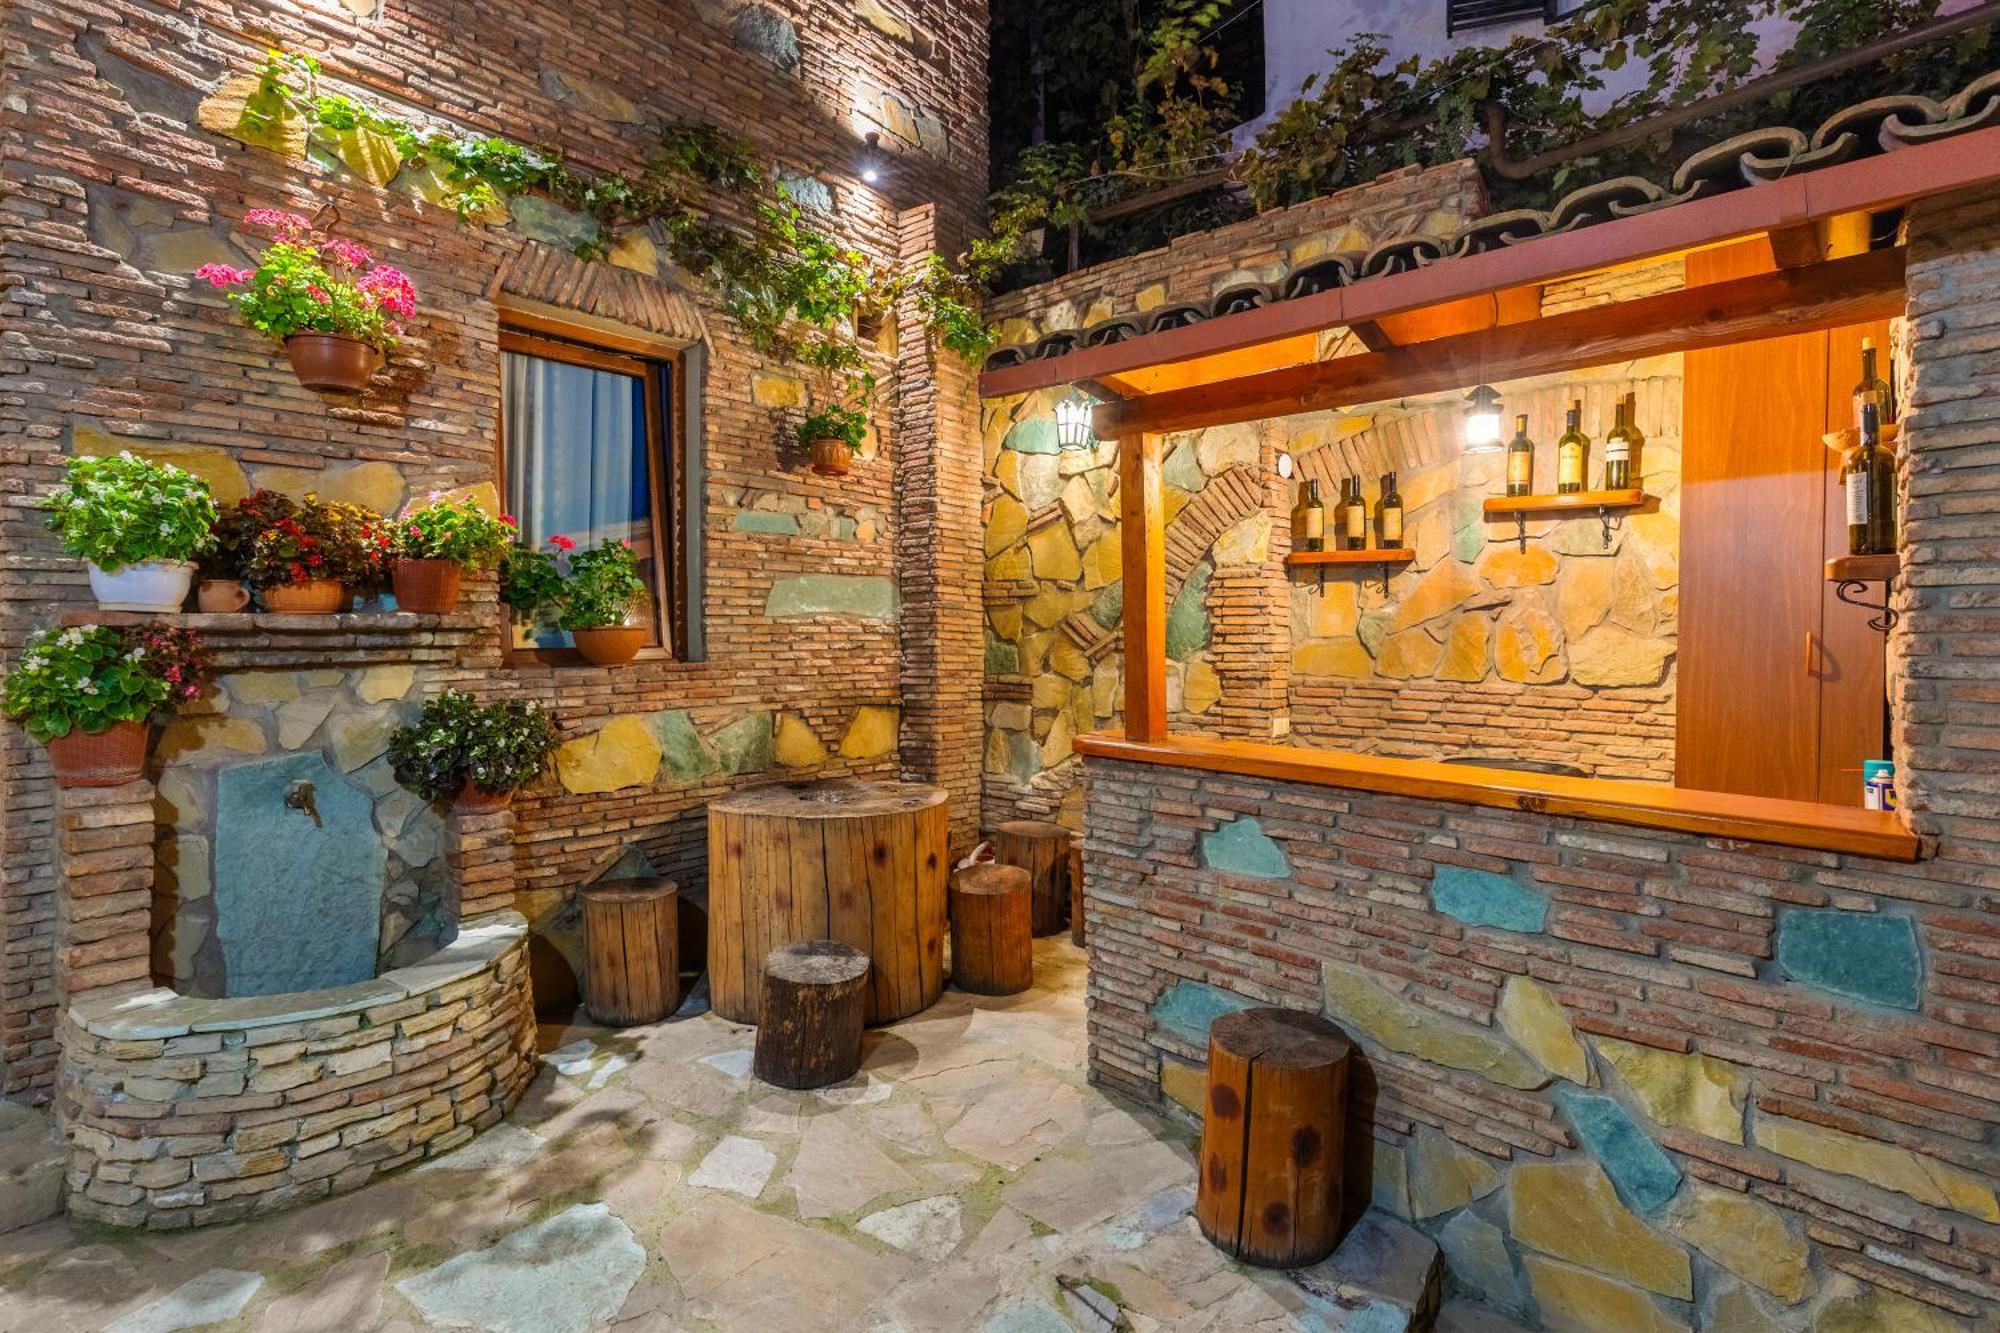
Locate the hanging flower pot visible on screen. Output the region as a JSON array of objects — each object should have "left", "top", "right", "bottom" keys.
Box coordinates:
[
  {"left": 393, "top": 559, "right": 463, "bottom": 615},
  {"left": 453, "top": 780, "right": 514, "bottom": 813},
  {"left": 572, "top": 626, "right": 647, "bottom": 666},
  {"left": 197, "top": 578, "right": 251, "bottom": 613},
  {"left": 808, "top": 438, "right": 853, "bottom": 477},
  {"left": 260, "top": 578, "right": 345, "bottom": 615},
  {"left": 44, "top": 720, "right": 151, "bottom": 789},
  {"left": 87, "top": 561, "right": 195, "bottom": 614},
  {"left": 284, "top": 333, "right": 381, "bottom": 394}
]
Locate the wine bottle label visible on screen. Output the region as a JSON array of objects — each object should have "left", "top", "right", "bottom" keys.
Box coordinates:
[
  {"left": 1559, "top": 448, "right": 1583, "bottom": 488},
  {"left": 1381, "top": 508, "right": 1402, "bottom": 542},
  {"left": 1345, "top": 505, "right": 1366, "bottom": 539},
  {"left": 1845, "top": 472, "right": 1870, "bottom": 527},
  {"left": 1303, "top": 510, "right": 1323, "bottom": 539},
  {"left": 1604, "top": 438, "right": 1630, "bottom": 462},
  {"left": 1507, "top": 452, "right": 1532, "bottom": 487}
]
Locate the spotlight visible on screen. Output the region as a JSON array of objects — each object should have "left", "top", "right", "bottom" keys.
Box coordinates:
[
  {"left": 860, "top": 132, "right": 882, "bottom": 184},
  {"left": 1463, "top": 384, "right": 1504, "bottom": 453}
]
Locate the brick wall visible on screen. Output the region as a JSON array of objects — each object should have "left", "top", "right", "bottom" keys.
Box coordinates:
[
  {"left": 1072, "top": 188, "right": 2000, "bottom": 1333},
  {"left": 0, "top": 0, "right": 990, "bottom": 1094}
]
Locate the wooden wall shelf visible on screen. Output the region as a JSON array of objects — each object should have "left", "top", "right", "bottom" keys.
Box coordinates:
[
  {"left": 1826, "top": 554, "right": 1898, "bottom": 582},
  {"left": 1481, "top": 488, "right": 1648, "bottom": 517},
  {"left": 1285, "top": 549, "right": 1416, "bottom": 569}
]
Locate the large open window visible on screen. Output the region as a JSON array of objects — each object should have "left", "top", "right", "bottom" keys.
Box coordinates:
[{"left": 499, "top": 313, "right": 688, "bottom": 664}]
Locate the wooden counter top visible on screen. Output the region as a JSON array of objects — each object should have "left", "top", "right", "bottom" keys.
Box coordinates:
[{"left": 1073, "top": 733, "right": 1920, "bottom": 862}]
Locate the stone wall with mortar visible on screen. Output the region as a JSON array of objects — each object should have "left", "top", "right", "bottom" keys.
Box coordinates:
[
  {"left": 0, "top": 0, "right": 991, "bottom": 1093},
  {"left": 1074, "top": 188, "right": 2000, "bottom": 1332}
]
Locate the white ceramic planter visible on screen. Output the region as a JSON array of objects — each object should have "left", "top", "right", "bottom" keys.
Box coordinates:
[{"left": 87, "top": 560, "right": 195, "bottom": 613}]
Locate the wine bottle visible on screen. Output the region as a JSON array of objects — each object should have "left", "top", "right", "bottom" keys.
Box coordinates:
[
  {"left": 1556, "top": 400, "right": 1589, "bottom": 494},
  {"left": 1342, "top": 476, "right": 1368, "bottom": 551},
  {"left": 1604, "top": 396, "right": 1641, "bottom": 490},
  {"left": 1377, "top": 471, "right": 1403, "bottom": 549},
  {"left": 1294, "top": 479, "right": 1325, "bottom": 552},
  {"left": 1854, "top": 337, "right": 1893, "bottom": 431},
  {"left": 1505, "top": 414, "right": 1534, "bottom": 497},
  {"left": 1846, "top": 398, "right": 1895, "bottom": 555}
]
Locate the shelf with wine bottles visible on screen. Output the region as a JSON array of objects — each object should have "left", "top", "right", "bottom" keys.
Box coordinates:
[
  {"left": 1482, "top": 488, "right": 1649, "bottom": 553},
  {"left": 1825, "top": 553, "right": 1900, "bottom": 632},
  {"left": 1286, "top": 547, "right": 1414, "bottom": 595}
]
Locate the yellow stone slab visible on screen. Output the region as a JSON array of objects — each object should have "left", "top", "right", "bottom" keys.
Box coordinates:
[
  {"left": 1669, "top": 1182, "right": 1812, "bottom": 1304},
  {"left": 1755, "top": 1116, "right": 2000, "bottom": 1223},
  {"left": 1511, "top": 1160, "right": 1693, "bottom": 1299},
  {"left": 838, "top": 706, "right": 898, "bottom": 760},
  {"left": 1524, "top": 1255, "right": 1691, "bottom": 1333},
  {"left": 1597, "top": 1037, "right": 1745, "bottom": 1144},
  {"left": 773, "top": 713, "right": 828, "bottom": 768},
  {"left": 1497, "top": 975, "right": 1590, "bottom": 1085},
  {"left": 555, "top": 716, "right": 661, "bottom": 794}
]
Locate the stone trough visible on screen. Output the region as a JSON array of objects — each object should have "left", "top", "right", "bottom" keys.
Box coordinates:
[{"left": 58, "top": 911, "right": 536, "bottom": 1229}]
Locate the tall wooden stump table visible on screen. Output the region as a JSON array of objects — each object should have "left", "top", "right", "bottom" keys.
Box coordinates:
[{"left": 707, "top": 779, "right": 947, "bottom": 1025}]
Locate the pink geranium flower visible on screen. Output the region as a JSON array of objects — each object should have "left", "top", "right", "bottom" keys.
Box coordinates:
[
  {"left": 357, "top": 265, "right": 418, "bottom": 319},
  {"left": 195, "top": 263, "right": 253, "bottom": 288},
  {"left": 243, "top": 208, "right": 313, "bottom": 239},
  {"left": 322, "top": 237, "right": 373, "bottom": 269}
]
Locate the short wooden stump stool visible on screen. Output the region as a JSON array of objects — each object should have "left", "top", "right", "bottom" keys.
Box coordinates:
[
  {"left": 949, "top": 863, "right": 1033, "bottom": 995},
  {"left": 580, "top": 879, "right": 680, "bottom": 1027},
  {"left": 708, "top": 779, "right": 947, "bottom": 1025},
  {"left": 990, "top": 819, "right": 1072, "bottom": 937},
  {"left": 1196, "top": 1006, "right": 1353, "bottom": 1268},
  {"left": 753, "top": 939, "right": 870, "bottom": 1089}
]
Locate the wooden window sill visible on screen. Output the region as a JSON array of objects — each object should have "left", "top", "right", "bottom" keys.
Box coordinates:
[{"left": 1073, "top": 732, "right": 1920, "bottom": 862}]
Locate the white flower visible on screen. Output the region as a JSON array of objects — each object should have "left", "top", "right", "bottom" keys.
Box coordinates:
[{"left": 79, "top": 681, "right": 98, "bottom": 695}]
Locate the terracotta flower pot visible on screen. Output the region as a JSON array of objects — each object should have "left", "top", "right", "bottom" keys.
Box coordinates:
[
  {"left": 572, "top": 626, "right": 646, "bottom": 666},
  {"left": 285, "top": 333, "right": 381, "bottom": 394},
  {"left": 393, "top": 559, "right": 463, "bottom": 615},
  {"left": 260, "top": 578, "right": 345, "bottom": 615},
  {"left": 808, "top": 438, "right": 852, "bottom": 477},
  {"left": 44, "top": 720, "right": 149, "bottom": 789},
  {"left": 453, "top": 781, "right": 513, "bottom": 813},
  {"left": 197, "top": 578, "right": 251, "bottom": 613}
]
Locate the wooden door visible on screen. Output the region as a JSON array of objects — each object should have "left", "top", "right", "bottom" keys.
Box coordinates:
[{"left": 1678, "top": 242, "right": 1832, "bottom": 801}]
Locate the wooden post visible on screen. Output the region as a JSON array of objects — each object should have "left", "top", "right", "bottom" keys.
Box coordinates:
[
  {"left": 949, "top": 863, "right": 1033, "bottom": 995},
  {"left": 1195, "top": 1007, "right": 1352, "bottom": 1268},
  {"left": 1118, "top": 431, "right": 1168, "bottom": 742},
  {"left": 989, "top": 819, "right": 1071, "bottom": 936},
  {"left": 580, "top": 880, "right": 681, "bottom": 1027},
  {"left": 1068, "top": 844, "right": 1086, "bottom": 947},
  {"left": 753, "top": 939, "right": 870, "bottom": 1089}
]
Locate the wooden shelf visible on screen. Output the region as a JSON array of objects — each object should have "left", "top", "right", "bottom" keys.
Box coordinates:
[
  {"left": 1826, "top": 554, "right": 1898, "bottom": 583},
  {"left": 1285, "top": 548, "right": 1416, "bottom": 570},
  {"left": 1482, "top": 488, "right": 1648, "bottom": 517}
]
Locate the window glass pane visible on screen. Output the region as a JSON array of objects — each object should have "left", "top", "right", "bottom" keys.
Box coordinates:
[{"left": 502, "top": 347, "right": 665, "bottom": 650}]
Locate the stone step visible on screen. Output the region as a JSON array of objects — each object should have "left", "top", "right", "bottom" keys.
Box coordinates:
[
  {"left": 1289, "top": 1209, "right": 1446, "bottom": 1332},
  {"left": 0, "top": 1102, "right": 63, "bottom": 1234}
]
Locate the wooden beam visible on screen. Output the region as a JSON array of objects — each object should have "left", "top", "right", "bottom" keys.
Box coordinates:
[
  {"left": 1766, "top": 222, "right": 1825, "bottom": 269},
  {"left": 1118, "top": 433, "right": 1167, "bottom": 742},
  {"left": 1096, "top": 246, "right": 1906, "bottom": 438},
  {"left": 1347, "top": 320, "right": 1396, "bottom": 352}
]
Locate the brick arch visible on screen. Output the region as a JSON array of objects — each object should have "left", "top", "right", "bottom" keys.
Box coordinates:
[
  {"left": 1165, "top": 464, "right": 1263, "bottom": 604},
  {"left": 1294, "top": 404, "right": 1461, "bottom": 493},
  {"left": 491, "top": 243, "right": 708, "bottom": 344}
]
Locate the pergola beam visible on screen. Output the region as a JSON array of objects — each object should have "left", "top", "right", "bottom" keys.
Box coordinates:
[{"left": 1094, "top": 246, "right": 1907, "bottom": 437}]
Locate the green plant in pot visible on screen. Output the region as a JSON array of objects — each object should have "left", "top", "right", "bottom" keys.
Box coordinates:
[
  {"left": 388, "top": 690, "right": 558, "bottom": 812},
  {"left": 2, "top": 623, "right": 207, "bottom": 787},
  {"left": 561, "top": 540, "right": 650, "bottom": 665},
  {"left": 229, "top": 491, "right": 390, "bottom": 614},
  {"left": 389, "top": 495, "right": 516, "bottom": 615},
  {"left": 44, "top": 452, "right": 219, "bottom": 613},
  {"left": 797, "top": 349, "right": 876, "bottom": 478}
]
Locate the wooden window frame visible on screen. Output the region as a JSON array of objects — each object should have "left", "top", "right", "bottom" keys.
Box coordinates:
[{"left": 498, "top": 312, "right": 689, "bottom": 667}]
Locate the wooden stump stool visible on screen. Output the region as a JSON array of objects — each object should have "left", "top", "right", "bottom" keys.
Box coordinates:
[
  {"left": 580, "top": 879, "right": 680, "bottom": 1027},
  {"left": 949, "top": 864, "right": 1033, "bottom": 995},
  {"left": 1067, "top": 845, "right": 1086, "bottom": 947},
  {"left": 990, "top": 819, "right": 1072, "bottom": 937},
  {"left": 1195, "top": 1007, "right": 1352, "bottom": 1268},
  {"left": 753, "top": 939, "right": 870, "bottom": 1089}
]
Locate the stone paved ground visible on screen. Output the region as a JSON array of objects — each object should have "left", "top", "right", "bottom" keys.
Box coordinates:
[{"left": 0, "top": 940, "right": 1523, "bottom": 1332}]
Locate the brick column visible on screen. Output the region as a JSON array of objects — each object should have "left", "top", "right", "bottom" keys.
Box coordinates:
[
  {"left": 1207, "top": 420, "right": 1293, "bottom": 742},
  {"left": 893, "top": 203, "right": 985, "bottom": 851},
  {"left": 446, "top": 806, "right": 517, "bottom": 922},
  {"left": 54, "top": 781, "right": 155, "bottom": 1006}
]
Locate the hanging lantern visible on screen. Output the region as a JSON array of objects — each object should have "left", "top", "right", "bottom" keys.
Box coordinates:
[
  {"left": 1055, "top": 390, "right": 1096, "bottom": 451},
  {"left": 1463, "top": 384, "right": 1504, "bottom": 453}
]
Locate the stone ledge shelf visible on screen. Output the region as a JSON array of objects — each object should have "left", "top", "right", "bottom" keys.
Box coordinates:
[
  {"left": 58, "top": 911, "right": 536, "bottom": 1229},
  {"left": 56, "top": 609, "right": 486, "bottom": 670}
]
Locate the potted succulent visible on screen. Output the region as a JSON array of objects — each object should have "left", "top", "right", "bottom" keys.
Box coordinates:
[
  {"left": 229, "top": 490, "right": 390, "bottom": 614},
  {"left": 43, "top": 453, "right": 219, "bottom": 613},
  {"left": 388, "top": 690, "right": 559, "bottom": 812},
  {"left": 389, "top": 495, "right": 516, "bottom": 615},
  {"left": 499, "top": 535, "right": 649, "bottom": 665},
  {"left": 195, "top": 209, "right": 418, "bottom": 394},
  {"left": 2, "top": 623, "right": 206, "bottom": 787}
]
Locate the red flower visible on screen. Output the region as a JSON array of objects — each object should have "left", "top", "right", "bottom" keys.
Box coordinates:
[
  {"left": 289, "top": 562, "right": 306, "bottom": 583},
  {"left": 548, "top": 534, "right": 576, "bottom": 552},
  {"left": 500, "top": 514, "right": 518, "bottom": 527}
]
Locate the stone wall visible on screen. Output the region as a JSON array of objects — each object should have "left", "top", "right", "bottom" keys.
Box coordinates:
[{"left": 0, "top": 0, "right": 991, "bottom": 1093}]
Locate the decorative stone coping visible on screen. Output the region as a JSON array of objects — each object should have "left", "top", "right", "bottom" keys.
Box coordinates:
[
  {"left": 59, "top": 911, "right": 535, "bottom": 1229},
  {"left": 55, "top": 609, "right": 486, "bottom": 670}
]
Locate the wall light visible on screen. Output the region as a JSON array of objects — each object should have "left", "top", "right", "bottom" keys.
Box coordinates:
[
  {"left": 1055, "top": 390, "right": 1097, "bottom": 451},
  {"left": 859, "top": 132, "right": 883, "bottom": 184},
  {"left": 1463, "top": 384, "right": 1504, "bottom": 453}
]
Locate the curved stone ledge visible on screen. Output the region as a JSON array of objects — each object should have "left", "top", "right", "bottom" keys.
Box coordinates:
[{"left": 58, "top": 912, "right": 535, "bottom": 1230}]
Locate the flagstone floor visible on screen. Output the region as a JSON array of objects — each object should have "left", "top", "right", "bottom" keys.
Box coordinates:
[{"left": 0, "top": 939, "right": 1522, "bottom": 1332}]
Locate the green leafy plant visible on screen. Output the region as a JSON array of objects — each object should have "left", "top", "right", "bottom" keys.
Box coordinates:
[
  {"left": 196, "top": 209, "right": 417, "bottom": 351},
  {"left": 391, "top": 496, "right": 516, "bottom": 569},
  {"left": 43, "top": 452, "right": 219, "bottom": 571},
  {"left": 499, "top": 536, "right": 568, "bottom": 622},
  {"left": 2, "top": 624, "right": 206, "bottom": 743},
  {"left": 797, "top": 404, "right": 871, "bottom": 453},
  {"left": 225, "top": 490, "right": 390, "bottom": 590},
  {"left": 560, "top": 540, "right": 647, "bottom": 631},
  {"left": 388, "top": 690, "right": 559, "bottom": 802}
]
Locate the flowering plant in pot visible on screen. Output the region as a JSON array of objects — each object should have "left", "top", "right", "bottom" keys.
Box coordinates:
[
  {"left": 227, "top": 490, "right": 389, "bottom": 614},
  {"left": 388, "top": 496, "right": 516, "bottom": 615},
  {"left": 195, "top": 209, "right": 418, "bottom": 394},
  {"left": 499, "top": 535, "right": 648, "bottom": 664},
  {"left": 388, "top": 689, "right": 558, "bottom": 811},
  {"left": 1, "top": 623, "right": 206, "bottom": 787},
  {"left": 43, "top": 453, "right": 218, "bottom": 613}
]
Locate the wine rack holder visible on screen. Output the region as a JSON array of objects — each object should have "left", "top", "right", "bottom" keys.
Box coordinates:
[
  {"left": 1826, "top": 554, "right": 1900, "bottom": 632},
  {"left": 1286, "top": 548, "right": 1416, "bottom": 596},
  {"left": 1481, "top": 489, "right": 1649, "bottom": 553}
]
